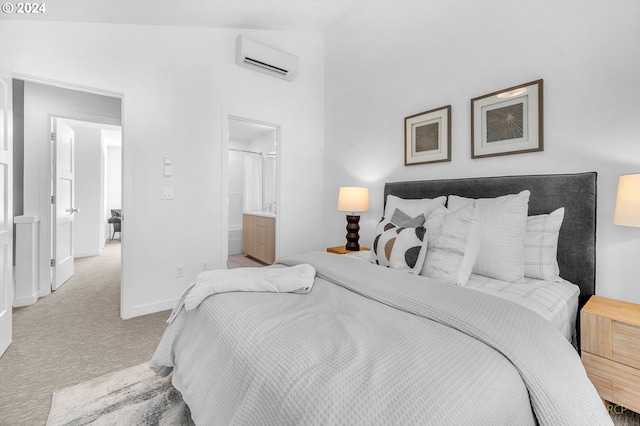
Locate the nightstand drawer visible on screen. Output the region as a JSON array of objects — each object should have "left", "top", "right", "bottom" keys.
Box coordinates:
[
  {"left": 614, "top": 382, "right": 640, "bottom": 413},
  {"left": 582, "top": 352, "right": 640, "bottom": 412},
  {"left": 613, "top": 320, "right": 640, "bottom": 369},
  {"left": 581, "top": 296, "right": 640, "bottom": 412},
  {"left": 580, "top": 311, "right": 612, "bottom": 357},
  {"left": 586, "top": 372, "right": 613, "bottom": 401}
]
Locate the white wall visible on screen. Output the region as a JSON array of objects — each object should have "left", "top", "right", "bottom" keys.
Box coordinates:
[
  {"left": 103, "top": 130, "right": 122, "bottom": 243},
  {"left": 227, "top": 146, "right": 245, "bottom": 226},
  {"left": 324, "top": 0, "right": 640, "bottom": 303},
  {"left": 0, "top": 21, "right": 325, "bottom": 317},
  {"left": 106, "top": 145, "right": 122, "bottom": 216},
  {"left": 103, "top": 129, "right": 122, "bottom": 218},
  {"left": 73, "top": 125, "right": 103, "bottom": 257}
]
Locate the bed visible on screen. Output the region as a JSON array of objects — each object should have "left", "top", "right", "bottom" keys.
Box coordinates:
[
  {"left": 382, "top": 172, "right": 598, "bottom": 345},
  {"left": 151, "top": 172, "right": 611, "bottom": 425}
]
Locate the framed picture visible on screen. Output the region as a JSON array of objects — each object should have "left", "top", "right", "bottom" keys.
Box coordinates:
[
  {"left": 471, "top": 79, "right": 543, "bottom": 159},
  {"left": 404, "top": 105, "right": 451, "bottom": 166}
]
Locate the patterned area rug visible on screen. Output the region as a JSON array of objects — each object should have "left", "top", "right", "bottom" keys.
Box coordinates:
[
  {"left": 46, "top": 360, "right": 640, "bottom": 425},
  {"left": 47, "top": 362, "right": 194, "bottom": 426}
]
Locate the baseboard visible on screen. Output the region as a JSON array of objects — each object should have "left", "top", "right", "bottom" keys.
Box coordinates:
[
  {"left": 13, "top": 294, "right": 38, "bottom": 307},
  {"left": 75, "top": 250, "right": 102, "bottom": 258},
  {"left": 122, "top": 298, "right": 176, "bottom": 319}
]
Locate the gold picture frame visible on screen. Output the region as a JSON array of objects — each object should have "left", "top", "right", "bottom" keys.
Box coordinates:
[
  {"left": 404, "top": 105, "right": 451, "bottom": 166},
  {"left": 471, "top": 79, "right": 543, "bottom": 159}
]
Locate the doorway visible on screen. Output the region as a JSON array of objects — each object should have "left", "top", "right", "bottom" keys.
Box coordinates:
[
  {"left": 13, "top": 77, "right": 124, "bottom": 309},
  {"left": 50, "top": 117, "right": 122, "bottom": 290},
  {"left": 221, "top": 112, "right": 281, "bottom": 269}
]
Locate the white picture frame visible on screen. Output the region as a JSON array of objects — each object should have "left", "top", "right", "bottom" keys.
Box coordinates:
[
  {"left": 471, "top": 79, "right": 543, "bottom": 159},
  {"left": 404, "top": 105, "right": 451, "bottom": 166}
]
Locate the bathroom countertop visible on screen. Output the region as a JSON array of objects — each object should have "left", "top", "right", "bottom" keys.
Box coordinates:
[{"left": 243, "top": 211, "right": 276, "bottom": 218}]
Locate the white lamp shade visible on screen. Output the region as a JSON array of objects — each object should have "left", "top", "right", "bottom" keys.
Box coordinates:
[
  {"left": 337, "top": 187, "right": 369, "bottom": 213},
  {"left": 614, "top": 173, "right": 640, "bottom": 227}
]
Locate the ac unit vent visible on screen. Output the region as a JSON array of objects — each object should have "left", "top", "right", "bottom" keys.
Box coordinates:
[
  {"left": 243, "top": 57, "right": 288, "bottom": 76},
  {"left": 236, "top": 35, "right": 299, "bottom": 81}
]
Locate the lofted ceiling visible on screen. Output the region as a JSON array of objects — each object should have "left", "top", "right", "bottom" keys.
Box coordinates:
[{"left": 0, "top": 0, "right": 362, "bottom": 31}]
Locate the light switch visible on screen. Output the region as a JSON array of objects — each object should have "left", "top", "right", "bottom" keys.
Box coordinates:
[
  {"left": 161, "top": 186, "right": 174, "bottom": 200},
  {"left": 164, "top": 157, "right": 172, "bottom": 176}
]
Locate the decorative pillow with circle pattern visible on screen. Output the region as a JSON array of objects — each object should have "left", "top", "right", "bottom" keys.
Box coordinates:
[{"left": 369, "top": 217, "right": 428, "bottom": 274}]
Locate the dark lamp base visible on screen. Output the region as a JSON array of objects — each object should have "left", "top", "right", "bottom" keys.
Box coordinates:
[{"left": 345, "top": 214, "right": 361, "bottom": 251}]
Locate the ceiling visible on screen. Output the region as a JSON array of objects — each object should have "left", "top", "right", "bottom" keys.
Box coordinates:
[
  {"left": 62, "top": 118, "right": 122, "bottom": 147},
  {"left": 229, "top": 119, "right": 276, "bottom": 142},
  {"left": 0, "top": 0, "right": 361, "bottom": 31}
]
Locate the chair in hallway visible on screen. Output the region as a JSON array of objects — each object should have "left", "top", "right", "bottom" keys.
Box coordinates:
[{"left": 108, "top": 209, "right": 121, "bottom": 241}]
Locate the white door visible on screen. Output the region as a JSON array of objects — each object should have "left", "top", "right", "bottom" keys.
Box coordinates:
[
  {"left": 52, "top": 118, "right": 76, "bottom": 290},
  {"left": 0, "top": 74, "right": 14, "bottom": 357}
]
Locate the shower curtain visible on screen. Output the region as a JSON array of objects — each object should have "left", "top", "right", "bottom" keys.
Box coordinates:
[
  {"left": 264, "top": 155, "right": 277, "bottom": 211},
  {"left": 243, "top": 154, "right": 263, "bottom": 212},
  {"left": 243, "top": 153, "right": 277, "bottom": 213}
]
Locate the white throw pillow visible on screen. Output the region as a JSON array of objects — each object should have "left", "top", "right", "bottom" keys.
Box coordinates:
[
  {"left": 448, "top": 190, "right": 530, "bottom": 282},
  {"left": 420, "top": 203, "right": 481, "bottom": 286},
  {"left": 370, "top": 217, "right": 428, "bottom": 274},
  {"left": 384, "top": 195, "right": 446, "bottom": 219},
  {"left": 524, "top": 207, "right": 564, "bottom": 281}
]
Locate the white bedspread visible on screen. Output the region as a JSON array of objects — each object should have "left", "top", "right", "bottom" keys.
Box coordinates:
[
  {"left": 346, "top": 250, "right": 579, "bottom": 341},
  {"left": 151, "top": 251, "right": 611, "bottom": 425}
]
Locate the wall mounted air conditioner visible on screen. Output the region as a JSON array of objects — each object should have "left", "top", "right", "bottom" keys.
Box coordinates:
[{"left": 235, "top": 35, "right": 299, "bottom": 82}]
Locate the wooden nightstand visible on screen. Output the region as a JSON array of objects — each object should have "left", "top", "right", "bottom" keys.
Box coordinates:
[
  {"left": 580, "top": 295, "right": 640, "bottom": 413},
  {"left": 326, "top": 246, "right": 370, "bottom": 255}
]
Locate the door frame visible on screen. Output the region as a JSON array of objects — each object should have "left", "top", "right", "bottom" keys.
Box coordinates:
[
  {"left": 221, "top": 108, "right": 282, "bottom": 268},
  {"left": 15, "top": 74, "right": 126, "bottom": 316},
  {"left": 45, "top": 112, "right": 121, "bottom": 295},
  {"left": 0, "top": 73, "right": 14, "bottom": 358}
]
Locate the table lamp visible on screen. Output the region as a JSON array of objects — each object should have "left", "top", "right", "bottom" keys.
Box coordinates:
[
  {"left": 337, "top": 187, "right": 369, "bottom": 251},
  {"left": 614, "top": 173, "right": 640, "bottom": 227}
]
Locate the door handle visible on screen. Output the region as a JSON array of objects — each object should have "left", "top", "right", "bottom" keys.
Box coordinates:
[{"left": 71, "top": 208, "right": 79, "bottom": 214}]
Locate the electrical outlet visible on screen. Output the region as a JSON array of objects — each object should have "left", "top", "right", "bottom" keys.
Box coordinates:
[
  {"left": 176, "top": 264, "right": 184, "bottom": 278},
  {"left": 201, "top": 261, "right": 209, "bottom": 271}
]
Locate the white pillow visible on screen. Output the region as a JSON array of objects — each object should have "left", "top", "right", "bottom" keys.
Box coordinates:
[
  {"left": 420, "top": 203, "right": 481, "bottom": 286},
  {"left": 384, "top": 195, "right": 446, "bottom": 219},
  {"left": 370, "top": 217, "right": 428, "bottom": 274},
  {"left": 524, "top": 207, "right": 564, "bottom": 281},
  {"left": 448, "top": 190, "right": 530, "bottom": 282}
]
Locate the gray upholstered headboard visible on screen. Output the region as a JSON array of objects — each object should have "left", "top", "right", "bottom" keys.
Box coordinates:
[{"left": 384, "top": 172, "right": 597, "bottom": 309}]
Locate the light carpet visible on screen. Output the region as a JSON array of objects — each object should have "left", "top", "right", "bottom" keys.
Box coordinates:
[
  {"left": 47, "top": 362, "right": 193, "bottom": 426},
  {"left": 0, "top": 242, "right": 172, "bottom": 425}
]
